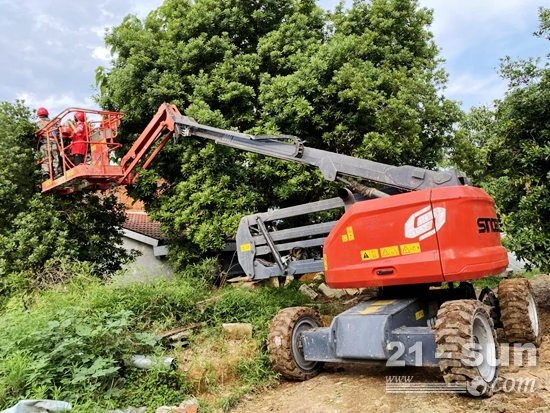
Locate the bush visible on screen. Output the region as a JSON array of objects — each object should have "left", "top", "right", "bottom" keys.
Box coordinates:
[
  {"left": 0, "top": 258, "right": 312, "bottom": 410},
  {"left": 0, "top": 268, "right": 214, "bottom": 410},
  {"left": 202, "top": 280, "right": 311, "bottom": 341}
]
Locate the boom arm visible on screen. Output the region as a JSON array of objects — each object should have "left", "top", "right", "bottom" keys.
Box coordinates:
[{"left": 120, "top": 103, "right": 466, "bottom": 191}]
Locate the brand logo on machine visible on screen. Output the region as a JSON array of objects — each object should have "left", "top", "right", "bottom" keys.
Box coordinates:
[
  {"left": 405, "top": 206, "right": 446, "bottom": 241},
  {"left": 477, "top": 217, "right": 501, "bottom": 233}
]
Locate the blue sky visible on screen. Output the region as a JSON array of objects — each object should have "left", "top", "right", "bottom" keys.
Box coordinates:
[{"left": 0, "top": 0, "right": 546, "bottom": 116}]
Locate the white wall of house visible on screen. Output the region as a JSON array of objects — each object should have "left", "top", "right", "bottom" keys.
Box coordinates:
[{"left": 119, "top": 230, "right": 173, "bottom": 283}]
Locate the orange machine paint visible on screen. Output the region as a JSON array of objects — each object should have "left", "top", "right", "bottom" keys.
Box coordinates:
[{"left": 324, "top": 186, "right": 508, "bottom": 289}]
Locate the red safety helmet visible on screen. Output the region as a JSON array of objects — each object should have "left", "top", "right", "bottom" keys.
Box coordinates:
[
  {"left": 74, "top": 111, "right": 86, "bottom": 122},
  {"left": 37, "top": 107, "right": 49, "bottom": 117}
]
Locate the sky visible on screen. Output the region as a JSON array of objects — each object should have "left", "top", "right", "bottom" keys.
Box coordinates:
[{"left": 0, "top": 0, "right": 547, "bottom": 117}]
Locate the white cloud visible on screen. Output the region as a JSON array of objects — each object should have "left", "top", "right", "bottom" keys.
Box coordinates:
[
  {"left": 92, "top": 46, "right": 111, "bottom": 62},
  {"left": 90, "top": 26, "right": 108, "bottom": 38},
  {"left": 419, "top": 0, "right": 541, "bottom": 59},
  {"left": 16, "top": 92, "right": 98, "bottom": 116},
  {"left": 130, "top": 1, "right": 162, "bottom": 18},
  {"left": 99, "top": 6, "right": 116, "bottom": 20},
  {"left": 44, "top": 39, "right": 63, "bottom": 49},
  {"left": 1, "top": 0, "right": 544, "bottom": 114},
  {"left": 32, "top": 13, "right": 68, "bottom": 33},
  {"left": 445, "top": 73, "right": 506, "bottom": 108},
  {"left": 417, "top": 0, "right": 544, "bottom": 108},
  {"left": 318, "top": 0, "right": 345, "bottom": 10}
]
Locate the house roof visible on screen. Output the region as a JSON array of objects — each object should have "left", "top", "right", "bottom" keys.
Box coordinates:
[{"left": 123, "top": 211, "right": 166, "bottom": 241}]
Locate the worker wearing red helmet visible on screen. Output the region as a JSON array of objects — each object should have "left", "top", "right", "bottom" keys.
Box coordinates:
[
  {"left": 36, "top": 107, "right": 61, "bottom": 179},
  {"left": 70, "top": 111, "right": 89, "bottom": 166}
]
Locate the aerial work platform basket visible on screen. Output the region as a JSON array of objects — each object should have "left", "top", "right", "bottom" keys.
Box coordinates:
[
  {"left": 37, "top": 104, "right": 180, "bottom": 195},
  {"left": 36, "top": 107, "right": 125, "bottom": 194}
]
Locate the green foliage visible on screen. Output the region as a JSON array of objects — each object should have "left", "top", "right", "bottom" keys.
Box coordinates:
[
  {"left": 97, "top": 0, "right": 459, "bottom": 267},
  {"left": 0, "top": 267, "right": 215, "bottom": 409},
  {"left": 0, "top": 101, "right": 38, "bottom": 227},
  {"left": 115, "top": 369, "right": 190, "bottom": 408},
  {"left": 0, "top": 306, "right": 152, "bottom": 406},
  {"left": 471, "top": 275, "right": 503, "bottom": 290},
  {"left": 0, "top": 254, "right": 312, "bottom": 409},
  {"left": 450, "top": 7, "right": 550, "bottom": 271},
  {"left": 235, "top": 351, "right": 274, "bottom": 385},
  {"left": 202, "top": 281, "right": 310, "bottom": 339},
  {"left": 187, "top": 280, "right": 312, "bottom": 411},
  {"left": 447, "top": 106, "right": 500, "bottom": 185}
]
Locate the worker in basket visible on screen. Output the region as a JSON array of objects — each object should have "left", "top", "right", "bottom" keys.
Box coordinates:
[
  {"left": 69, "top": 111, "right": 89, "bottom": 166},
  {"left": 36, "top": 107, "right": 62, "bottom": 179}
]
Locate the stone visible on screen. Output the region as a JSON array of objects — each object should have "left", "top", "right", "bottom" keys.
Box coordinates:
[
  {"left": 240, "top": 281, "right": 261, "bottom": 289},
  {"left": 267, "top": 277, "right": 280, "bottom": 288},
  {"left": 299, "top": 284, "right": 319, "bottom": 300},
  {"left": 317, "top": 283, "right": 346, "bottom": 299},
  {"left": 108, "top": 408, "right": 146, "bottom": 413},
  {"left": 313, "top": 273, "right": 325, "bottom": 282},
  {"left": 222, "top": 322, "right": 253, "bottom": 339},
  {"left": 178, "top": 398, "right": 200, "bottom": 413},
  {"left": 155, "top": 407, "right": 194, "bottom": 413},
  {"left": 226, "top": 276, "right": 250, "bottom": 283}
]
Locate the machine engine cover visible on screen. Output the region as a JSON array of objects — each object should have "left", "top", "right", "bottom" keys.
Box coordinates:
[{"left": 323, "top": 186, "right": 508, "bottom": 288}]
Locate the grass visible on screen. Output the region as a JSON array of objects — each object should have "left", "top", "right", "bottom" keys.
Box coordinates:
[
  {"left": 0, "top": 259, "right": 313, "bottom": 412},
  {"left": 472, "top": 268, "right": 542, "bottom": 290}
]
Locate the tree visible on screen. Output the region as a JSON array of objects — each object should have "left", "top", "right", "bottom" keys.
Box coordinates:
[
  {"left": 0, "top": 101, "right": 133, "bottom": 296},
  {"left": 450, "top": 7, "right": 550, "bottom": 271},
  {"left": 97, "top": 0, "right": 460, "bottom": 265}
]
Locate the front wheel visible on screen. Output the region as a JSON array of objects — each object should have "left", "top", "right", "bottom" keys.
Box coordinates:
[
  {"left": 435, "top": 299, "right": 500, "bottom": 397},
  {"left": 267, "top": 307, "right": 323, "bottom": 380}
]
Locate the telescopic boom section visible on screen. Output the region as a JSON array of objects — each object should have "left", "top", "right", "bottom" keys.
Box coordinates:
[{"left": 128, "top": 103, "right": 466, "bottom": 191}]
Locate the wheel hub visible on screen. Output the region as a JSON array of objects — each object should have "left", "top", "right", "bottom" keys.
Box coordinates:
[
  {"left": 527, "top": 293, "right": 539, "bottom": 334},
  {"left": 473, "top": 313, "right": 497, "bottom": 383},
  {"left": 291, "top": 317, "right": 319, "bottom": 372}
]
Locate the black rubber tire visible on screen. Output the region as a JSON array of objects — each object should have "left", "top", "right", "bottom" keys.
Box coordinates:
[
  {"left": 435, "top": 299, "right": 500, "bottom": 397},
  {"left": 479, "top": 287, "right": 502, "bottom": 328},
  {"left": 458, "top": 281, "right": 477, "bottom": 299},
  {"left": 498, "top": 278, "right": 541, "bottom": 346},
  {"left": 267, "top": 306, "right": 323, "bottom": 380}
]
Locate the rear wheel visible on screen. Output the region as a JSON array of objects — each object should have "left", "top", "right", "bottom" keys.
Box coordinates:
[
  {"left": 267, "top": 307, "right": 323, "bottom": 380},
  {"left": 498, "top": 278, "right": 541, "bottom": 346},
  {"left": 479, "top": 287, "right": 502, "bottom": 328},
  {"left": 435, "top": 299, "right": 499, "bottom": 397}
]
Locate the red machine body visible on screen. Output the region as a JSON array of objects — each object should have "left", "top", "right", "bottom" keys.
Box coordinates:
[{"left": 324, "top": 186, "right": 508, "bottom": 288}]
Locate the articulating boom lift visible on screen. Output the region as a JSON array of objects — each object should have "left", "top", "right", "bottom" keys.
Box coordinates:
[{"left": 37, "top": 103, "right": 540, "bottom": 396}]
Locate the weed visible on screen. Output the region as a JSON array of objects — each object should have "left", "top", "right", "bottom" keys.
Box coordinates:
[
  {"left": 0, "top": 268, "right": 211, "bottom": 409},
  {"left": 472, "top": 269, "right": 542, "bottom": 290},
  {"left": 0, "top": 258, "right": 313, "bottom": 410},
  {"left": 217, "top": 385, "right": 253, "bottom": 412},
  {"left": 201, "top": 281, "right": 311, "bottom": 340},
  {"left": 472, "top": 275, "right": 503, "bottom": 290}
]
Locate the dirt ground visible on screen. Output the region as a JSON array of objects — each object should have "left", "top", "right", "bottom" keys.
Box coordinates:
[{"left": 233, "top": 275, "right": 550, "bottom": 413}]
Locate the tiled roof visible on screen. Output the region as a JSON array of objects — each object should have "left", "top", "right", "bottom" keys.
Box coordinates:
[{"left": 123, "top": 211, "right": 166, "bottom": 241}]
